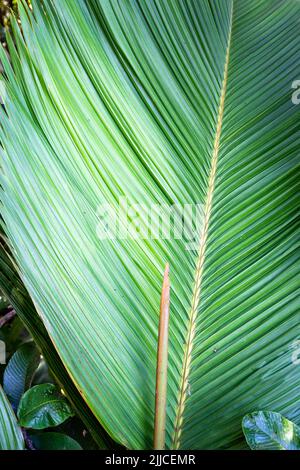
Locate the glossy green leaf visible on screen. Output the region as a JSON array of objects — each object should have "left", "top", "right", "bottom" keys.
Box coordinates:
[
  {"left": 1, "top": 0, "right": 299, "bottom": 449},
  {"left": 18, "top": 383, "right": 74, "bottom": 429},
  {"left": 243, "top": 411, "right": 300, "bottom": 450},
  {"left": 0, "top": 385, "right": 24, "bottom": 450},
  {"left": 30, "top": 432, "right": 82, "bottom": 450},
  {"left": 4, "top": 342, "right": 40, "bottom": 410}
]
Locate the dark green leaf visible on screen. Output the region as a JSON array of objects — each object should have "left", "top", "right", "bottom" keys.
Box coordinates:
[
  {"left": 1, "top": 315, "right": 28, "bottom": 356},
  {"left": 56, "top": 416, "right": 100, "bottom": 450},
  {"left": 1, "top": 0, "right": 299, "bottom": 449},
  {"left": 4, "top": 342, "right": 40, "bottom": 410},
  {"left": 32, "top": 359, "right": 53, "bottom": 386},
  {"left": 243, "top": 411, "right": 300, "bottom": 450},
  {"left": 30, "top": 432, "right": 82, "bottom": 450},
  {"left": 18, "top": 383, "right": 74, "bottom": 429},
  {"left": 0, "top": 293, "right": 9, "bottom": 312}
]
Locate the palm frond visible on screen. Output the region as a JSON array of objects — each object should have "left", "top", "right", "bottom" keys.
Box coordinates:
[{"left": 1, "top": 0, "right": 299, "bottom": 449}]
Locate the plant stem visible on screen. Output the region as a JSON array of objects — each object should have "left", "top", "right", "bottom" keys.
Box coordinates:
[
  {"left": 154, "top": 263, "right": 170, "bottom": 450},
  {"left": 0, "top": 308, "right": 16, "bottom": 328}
]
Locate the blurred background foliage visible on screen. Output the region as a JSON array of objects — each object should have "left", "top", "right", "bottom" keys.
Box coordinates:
[{"left": 0, "top": 0, "right": 31, "bottom": 47}]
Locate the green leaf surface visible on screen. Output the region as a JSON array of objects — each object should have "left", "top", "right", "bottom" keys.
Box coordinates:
[
  {"left": 0, "top": 385, "right": 24, "bottom": 450},
  {"left": 18, "top": 383, "right": 74, "bottom": 429},
  {"left": 1, "top": 0, "right": 299, "bottom": 449},
  {"left": 0, "top": 293, "right": 9, "bottom": 312},
  {"left": 0, "top": 245, "right": 115, "bottom": 448},
  {"left": 30, "top": 432, "right": 82, "bottom": 450},
  {"left": 4, "top": 342, "right": 40, "bottom": 410},
  {"left": 243, "top": 411, "right": 300, "bottom": 450}
]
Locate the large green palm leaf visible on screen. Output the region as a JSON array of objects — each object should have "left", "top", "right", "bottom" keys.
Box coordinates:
[
  {"left": 0, "top": 385, "right": 24, "bottom": 450},
  {"left": 0, "top": 0, "right": 299, "bottom": 449}
]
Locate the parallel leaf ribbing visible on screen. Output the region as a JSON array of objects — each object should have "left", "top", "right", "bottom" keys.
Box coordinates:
[
  {"left": 0, "top": 386, "right": 24, "bottom": 450},
  {"left": 1, "top": 0, "right": 299, "bottom": 450},
  {"left": 172, "top": 3, "right": 234, "bottom": 449}
]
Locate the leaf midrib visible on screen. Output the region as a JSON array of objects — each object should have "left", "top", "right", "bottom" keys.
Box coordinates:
[
  {"left": 171, "top": 2, "right": 234, "bottom": 449},
  {"left": 19, "top": 397, "right": 65, "bottom": 422}
]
